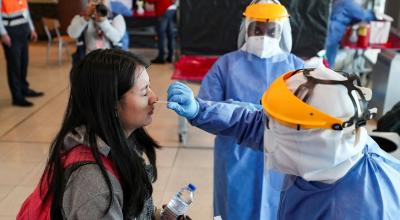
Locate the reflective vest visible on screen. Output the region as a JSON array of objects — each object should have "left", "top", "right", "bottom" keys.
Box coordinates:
[
  {"left": 1, "top": 0, "right": 29, "bottom": 27},
  {"left": 1, "top": 0, "right": 28, "bottom": 15}
]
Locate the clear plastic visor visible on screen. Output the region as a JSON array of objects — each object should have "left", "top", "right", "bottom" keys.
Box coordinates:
[{"left": 247, "top": 21, "right": 283, "bottom": 38}]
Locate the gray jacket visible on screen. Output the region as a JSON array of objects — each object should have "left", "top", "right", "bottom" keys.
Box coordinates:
[{"left": 62, "top": 126, "right": 155, "bottom": 219}]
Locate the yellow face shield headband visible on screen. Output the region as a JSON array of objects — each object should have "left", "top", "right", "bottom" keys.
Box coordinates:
[
  {"left": 261, "top": 69, "right": 376, "bottom": 130},
  {"left": 243, "top": 3, "right": 289, "bottom": 22}
]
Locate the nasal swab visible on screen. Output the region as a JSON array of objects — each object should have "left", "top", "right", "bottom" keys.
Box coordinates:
[{"left": 155, "top": 100, "right": 169, "bottom": 104}]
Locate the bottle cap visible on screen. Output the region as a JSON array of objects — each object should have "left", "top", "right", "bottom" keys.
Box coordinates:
[{"left": 188, "top": 183, "right": 196, "bottom": 192}]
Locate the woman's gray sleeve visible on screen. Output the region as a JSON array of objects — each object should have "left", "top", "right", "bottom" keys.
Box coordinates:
[{"left": 62, "top": 164, "right": 124, "bottom": 219}]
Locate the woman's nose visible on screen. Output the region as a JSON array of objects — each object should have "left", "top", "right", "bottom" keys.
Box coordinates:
[{"left": 148, "top": 88, "right": 158, "bottom": 104}]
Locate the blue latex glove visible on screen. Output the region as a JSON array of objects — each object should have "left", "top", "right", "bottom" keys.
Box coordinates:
[{"left": 167, "top": 82, "right": 199, "bottom": 119}]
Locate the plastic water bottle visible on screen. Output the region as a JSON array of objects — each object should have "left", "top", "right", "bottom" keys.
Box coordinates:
[{"left": 161, "top": 183, "right": 196, "bottom": 220}]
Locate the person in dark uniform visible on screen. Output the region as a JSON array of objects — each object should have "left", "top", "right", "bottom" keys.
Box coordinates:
[{"left": 0, "top": 0, "right": 43, "bottom": 107}]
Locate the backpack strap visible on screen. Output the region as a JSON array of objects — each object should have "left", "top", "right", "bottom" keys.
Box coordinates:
[{"left": 62, "top": 145, "right": 121, "bottom": 182}]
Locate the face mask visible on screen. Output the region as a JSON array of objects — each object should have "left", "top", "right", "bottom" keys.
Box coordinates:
[
  {"left": 244, "top": 36, "right": 282, "bottom": 58},
  {"left": 264, "top": 119, "right": 367, "bottom": 183}
]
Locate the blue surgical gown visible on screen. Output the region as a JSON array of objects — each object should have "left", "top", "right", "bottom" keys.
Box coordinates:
[
  {"left": 197, "top": 50, "right": 304, "bottom": 220},
  {"left": 190, "top": 99, "right": 400, "bottom": 219},
  {"left": 325, "top": 0, "right": 375, "bottom": 67}
]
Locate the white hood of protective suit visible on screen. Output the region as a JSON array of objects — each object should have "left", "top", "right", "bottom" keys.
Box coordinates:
[{"left": 264, "top": 67, "right": 368, "bottom": 183}]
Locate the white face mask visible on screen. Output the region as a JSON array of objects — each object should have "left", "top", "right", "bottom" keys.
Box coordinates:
[
  {"left": 264, "top": 118, "right": 367, "bottom": 183},
  {"left": 243, "top": 36, "right": 282, "bottom": 58}
]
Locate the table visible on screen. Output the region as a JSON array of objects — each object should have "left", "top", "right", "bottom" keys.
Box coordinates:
[{"left": 341, "top": 27, "right": 400, "bottom": 85}]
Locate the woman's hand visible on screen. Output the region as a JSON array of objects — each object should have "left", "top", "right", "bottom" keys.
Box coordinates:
[
  {"left": 154, "top": 206, "right": 163, "bottom": 220},
  {"left": 157, "top": 204, "right": 192, "bottom": 220}
]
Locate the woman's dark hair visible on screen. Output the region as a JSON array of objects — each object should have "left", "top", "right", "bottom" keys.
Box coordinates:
[{"left": 41, "top": 49, "right": 160, "bottom": 219}]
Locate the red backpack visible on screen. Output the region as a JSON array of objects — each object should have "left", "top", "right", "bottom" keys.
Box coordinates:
[{"left": 16, "top": 144, "right": 120, "bottom": 220}]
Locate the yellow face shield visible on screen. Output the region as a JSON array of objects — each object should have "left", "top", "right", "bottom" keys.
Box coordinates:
[
  {"left": 261, "top": 69, "right": 376, "bottom": 130},
  {"left": 243, "top": 3, "right": 289, "bottom": 22}
]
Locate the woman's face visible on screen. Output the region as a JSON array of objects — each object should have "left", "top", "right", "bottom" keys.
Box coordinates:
[{"left": 118, "top": 67, "right": 157, "bottom": 136}]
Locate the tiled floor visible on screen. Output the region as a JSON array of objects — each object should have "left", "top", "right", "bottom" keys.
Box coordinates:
[{"left": 0, "top": 43, "right": 214, "bottom": 219}]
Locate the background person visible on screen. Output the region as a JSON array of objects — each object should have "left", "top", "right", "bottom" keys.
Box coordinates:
[
  {"left": 67, "top": 0, "right": 126, "bottom": 55},
  {"left": 149, "top": 0, "right": 177, "bottom": 64},
  {"left": 196, "top": 1, "right": 303, "bottom": 219},
  {"left": 0, "top": 0, "right": 43, "bottom": 107},
  {"left": 325, "top": 0, "right": 376, "bottom": 68}
]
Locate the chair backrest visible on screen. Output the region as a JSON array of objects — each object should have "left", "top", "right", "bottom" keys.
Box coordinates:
[{"left": 42, "top": 17, "right": 62, "bottom": 40}]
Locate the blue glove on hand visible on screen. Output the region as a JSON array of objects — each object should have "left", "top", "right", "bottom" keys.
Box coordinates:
[{"left": 167, "top": 82, "right": 199, "bottom": 119}]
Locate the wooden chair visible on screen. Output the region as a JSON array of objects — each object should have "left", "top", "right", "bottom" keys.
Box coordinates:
[{"left": 41, "top": 17, "right": 75, "bottom": 64}]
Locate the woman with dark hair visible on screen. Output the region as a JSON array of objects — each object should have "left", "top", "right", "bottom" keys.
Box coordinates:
[{"left": 44, "top": 49, "right": 160, "bottom": 219}]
